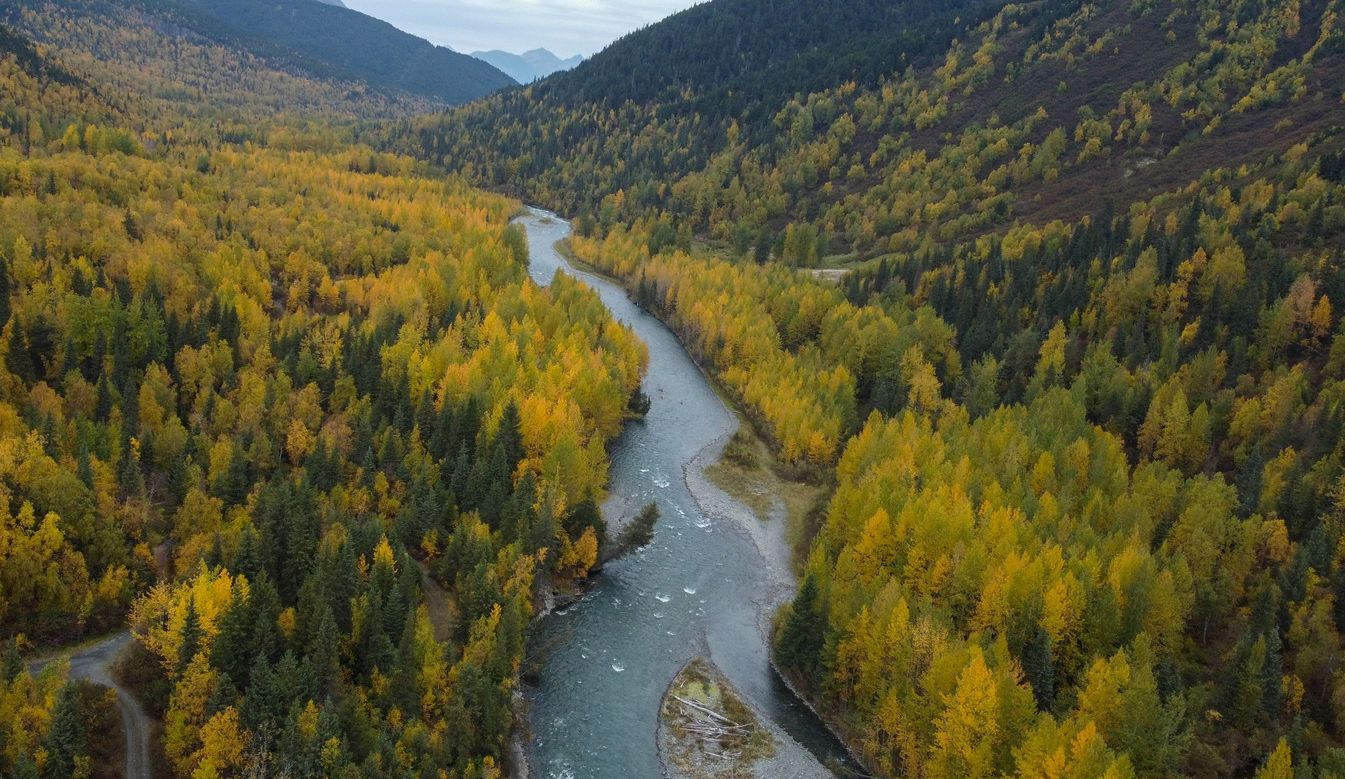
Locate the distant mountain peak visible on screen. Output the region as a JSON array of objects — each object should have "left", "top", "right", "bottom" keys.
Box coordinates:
[
  {"left": 471, "top": 47, "right": 583, "bottom": 84},
  {"left": 313, "top": 0, "right": 346, "bottom": 7}
]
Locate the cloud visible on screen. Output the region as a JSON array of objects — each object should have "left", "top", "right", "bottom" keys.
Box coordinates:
[{"left": 341, "top": 0, "right": 700, "bottom": 57}]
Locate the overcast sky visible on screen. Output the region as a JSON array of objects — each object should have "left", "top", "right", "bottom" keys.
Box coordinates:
[{"left": 341, "top": 0, "right": 701, "bottom": 58}]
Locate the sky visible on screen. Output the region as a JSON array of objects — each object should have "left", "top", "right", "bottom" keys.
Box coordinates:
[{"left": 340, "top": 0, "right": 701, "bottom": 58}]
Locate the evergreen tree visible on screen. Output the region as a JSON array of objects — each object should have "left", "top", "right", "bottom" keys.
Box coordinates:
[
  {"left": 1238, "top": 442, "right": 1265, "bottom": 517},
  {"left": 0, "top": 258, "right": 10, "bottom": 329},
  {"left": 776, "top": 574, "right": 824, "bottom": 681},
  {"left": 563, "top": 496, "right": 606, "bottom": 543},
  {"left": 211, "top": 591, "right": 254, "bottom": 688},
  {"left": 176, "top": 597, "right": 202, "bottom": 680},
  {"left": 94, "top": 374, "right": 114, "bottom": 421},
  {"left": 41, "top": 683, "right": 84, "bottom": 779},
  {"left": 7, "top": 322, "right": 30, "bottom": 383},
  {"left": 1, "top": 637, "right": 23, "bottom": 682},
  {"left": 248, "top": 575, "right": 284, "bottom": 665},
  {"left": 496, "top": 400, "right": 525, "bottom": 472},
  {"left": 309, "top": 605, "right": 342, "bottom": 700},
  {"left": 217, "top": 442, "right": 249, "bottom": 506},
  {"left": 75, "top": 443, "right": 94, "bottom": 489},
  {"left": 1023, "top": 627, "right": 1055, "bottom": 712},
  {"left": 12, "top": 756, "right": 38, "bottom": 779},
  {"left": 242, "top": 655, "right": 280, "bottom": 733}
]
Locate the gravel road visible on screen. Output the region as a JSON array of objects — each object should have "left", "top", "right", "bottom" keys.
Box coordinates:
[{"left": 29, "top": 632, "right": 151, "bottom": 779}]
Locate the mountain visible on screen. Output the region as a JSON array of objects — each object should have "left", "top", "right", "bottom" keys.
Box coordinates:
[
  {"left": 314, "top": 0, "right": 346, "bottom": 6},
  {"left": 400, "top": 0, "right": 1008, "bottom": 214},
  {"left": 406, "top": 0, "right": 1345, "bottom": 251},
  {"left": 472, "top": 48, "right": 583, "bottom": 83},
  {"left": 7, "top": 0, "right": 515, "bottom": 110},
  {"left": 524, "top": 48, "right": 583, "bottom": 72},
  {"left": 164, "top": 0, "right": 516, "bottom": 104}
]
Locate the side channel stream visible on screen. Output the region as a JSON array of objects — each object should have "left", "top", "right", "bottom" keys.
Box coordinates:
[{"left": 516, "top": 208, "right": 856, "bottom": 778}]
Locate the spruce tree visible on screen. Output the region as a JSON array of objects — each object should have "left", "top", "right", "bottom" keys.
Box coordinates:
[
  {"left": 176, "top": 597, "right": 202, "bottom": 681},
  {"left": 1, "top": 637, "right": 23, "bottom": 681},
  {"left": 776, "top": 574, "right": 824, "bottom": 681},
  {"left": 0, "top": 258, "right": 10, "bottom": 329},
  {"left": 13, "top": 756, "right": 38, "bottom": 779},
  {"left": 41, "top": 683, "right": 83, "bottom": 779},
  {"left": 211, "top": 592, "right": 254, "bottom": 688},
  {"left": 309, "top": 605, "right": 342, "bottom": 700},
  {"left": 1023, "top": 627, "right": 1055, "bottom": 712},
  {"left": 7, "top": 322, "right": 30, "bottom": 382},
  {"left": 76, "top": 442, "right": 94, "bottom": 489}
]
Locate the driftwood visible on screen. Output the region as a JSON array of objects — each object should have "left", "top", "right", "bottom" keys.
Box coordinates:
[
  {"left": 703, "top": 750, "right": 740, "bottom": 760},
  {"left": 672, "top": 695, "right": 744, "bottom": 727},
  {"left": 684, "top": 723, "right": 749, "bottom": 733}
]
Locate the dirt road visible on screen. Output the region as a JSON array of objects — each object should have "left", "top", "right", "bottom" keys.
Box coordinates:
[{"left": 29, "top": 632, "right": 151, "bottom": 779}]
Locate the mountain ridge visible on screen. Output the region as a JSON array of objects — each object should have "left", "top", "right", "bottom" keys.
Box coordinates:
[
  {"left": 7, "top": 0, "right": 516, "bottom": 109},
  {"left": 165, "top": 0, "right": 517, "bottom": 104},
  {"left": 471, "top": 47, "right": 583, "bottom": 83}
]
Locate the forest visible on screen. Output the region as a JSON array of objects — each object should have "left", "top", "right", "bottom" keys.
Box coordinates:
[
  {"left": 3, "top": 0, "right": 1345, "bottom": 776},
  {"left": 411, "top": 0, "right": 1345, "bottom": 775},
  {"left": 0, "top": 10, "right": 646, "bottom": 777}
]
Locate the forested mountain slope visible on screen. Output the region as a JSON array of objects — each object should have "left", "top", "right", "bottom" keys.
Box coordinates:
[
  {"left": 0, "top": 21, "right": 122, "bottom": 150},
  {"left": 4, "top": 0, "right": 514, "bottom": 115},
  {"left": 0, "top": 14, "right": 644, "bottom": 778},
  {"left": 396, "top": 0, "right": 1345, "bottom": 775},
  {"left": 407, "top": 0, "right": 1344, "bottom": 256},
  {"left": 395, "top": 0, "right": 1007, "bottom": 212},
  {"left": 166, "top": 0, "right": 516, "bottom": 104},
  {"left": 4, "top": 0, "right": 443, "bottom": 125}
]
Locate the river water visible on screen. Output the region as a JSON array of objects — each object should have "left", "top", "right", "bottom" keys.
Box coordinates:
[{"left": 516, "top": 208, "right": 852, "bottom": 778}]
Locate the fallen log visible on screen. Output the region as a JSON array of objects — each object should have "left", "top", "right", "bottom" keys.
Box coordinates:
[{"left": 673, "top": 695, "right": 740, "bottom": 726}]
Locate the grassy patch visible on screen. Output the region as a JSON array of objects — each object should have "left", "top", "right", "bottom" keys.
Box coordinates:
[{"left": 705, "top": 426, "right": 828, "bottom": 556}]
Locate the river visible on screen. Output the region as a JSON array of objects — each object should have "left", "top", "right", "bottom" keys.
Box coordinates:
[{"left": 516, "top": 208, "right": 854, "bottom": 778}]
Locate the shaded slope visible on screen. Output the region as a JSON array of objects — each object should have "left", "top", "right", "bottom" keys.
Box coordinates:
[
  {"left": 10, "top": 0, "right": 514, "bottom": 109},
  {"left": 166, "top": 0, "right": 516, "bottom": 105}
]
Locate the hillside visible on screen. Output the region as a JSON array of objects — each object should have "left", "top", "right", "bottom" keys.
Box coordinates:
[
  {"left": 394, "top": 0, "right": 1345, "bottom": 775},
  {"left": 5, "top": 0, "right": 514, "bottom": 113},
  {"left": 396, "top": 0, "right": 1024, "bottom": 209},
  {"left": 166, "top": 0, "right": 516, "bottom": 104},
  {"left": 472, "top": 48, "right": 583, "bottom": 84},
  {"left": 0, "top": 21, "right": 122, "bottom": 148},
  {"left": 405, "top": 0, "right": 1344, "bottom": 252}
]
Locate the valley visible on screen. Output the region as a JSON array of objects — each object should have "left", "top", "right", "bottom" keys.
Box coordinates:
[{"left": 1, "top": 0, "right": 1344, "bottom": 777}]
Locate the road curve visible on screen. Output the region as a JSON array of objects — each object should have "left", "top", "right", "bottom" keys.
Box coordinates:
[{"left": 29, "top": 632, "right": 151, "bottom": 779}]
